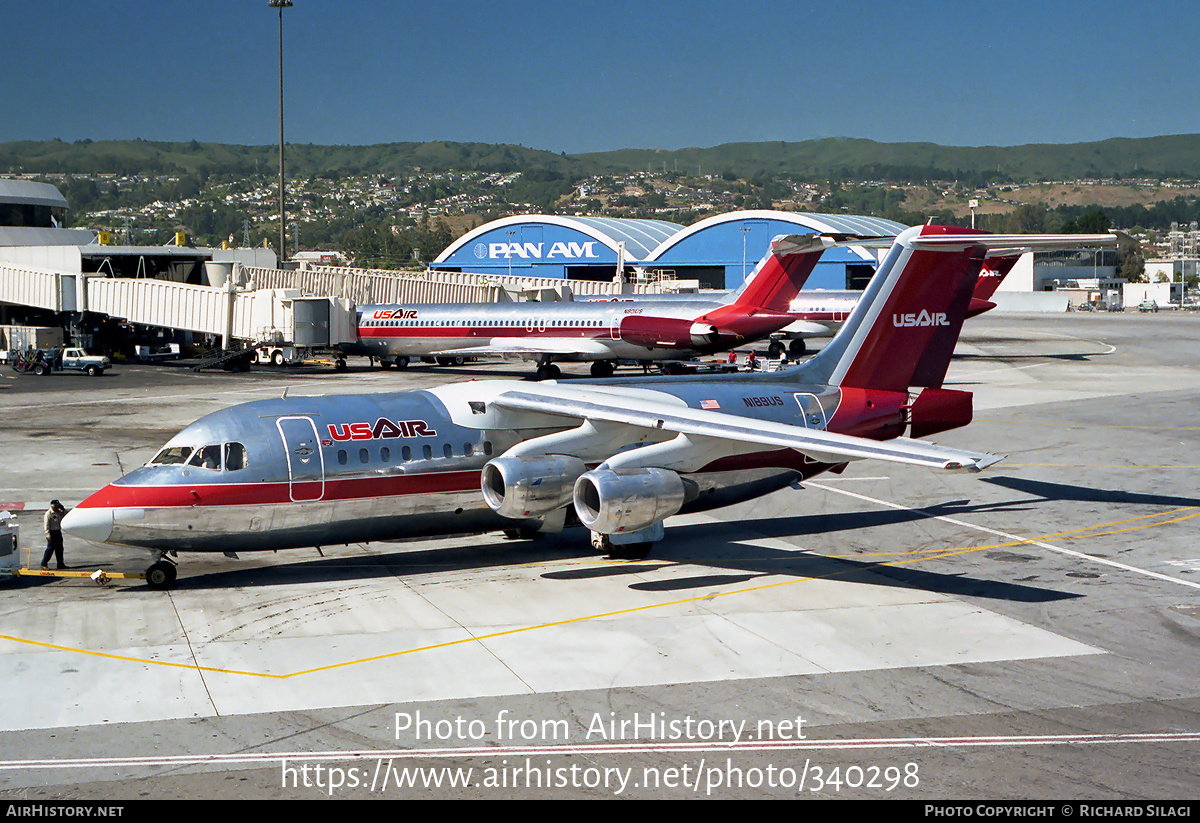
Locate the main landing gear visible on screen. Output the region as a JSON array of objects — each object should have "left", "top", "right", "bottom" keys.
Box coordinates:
[
  {"left": 145, "top": 554, "right": 178, "bottom": 590},
  {"left": 589, "top": 360, "right": 615, "bottom": 378},
  {"left": 536, "top": 361, "right": 561, "bottom": 381},
  {"left": 590, "top": 531, "right": 654, "bottom": 561}
]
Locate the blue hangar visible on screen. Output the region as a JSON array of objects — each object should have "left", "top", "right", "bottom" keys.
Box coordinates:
[{"left": 430, "top": 211, "right": 907, "bottom": 290}]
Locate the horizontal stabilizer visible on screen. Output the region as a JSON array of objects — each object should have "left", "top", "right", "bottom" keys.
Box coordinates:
[{"left": 909, "top": 233, "right": 1118, "bottom": 250}]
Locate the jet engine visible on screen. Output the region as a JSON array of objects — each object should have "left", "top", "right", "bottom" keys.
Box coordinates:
[
  {"left": 619, "top": 316, "right": 718, "bottom": 350},
  {"left": 481, "top": 455, "right": 588, "bottom": 518},
  {"left": 572, "top": 468, "right": 686, "bottom": 535}
]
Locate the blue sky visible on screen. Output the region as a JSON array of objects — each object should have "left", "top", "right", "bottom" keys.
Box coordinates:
[{"left": 7, "top": 0, "right": 1196, "bottom": 153}]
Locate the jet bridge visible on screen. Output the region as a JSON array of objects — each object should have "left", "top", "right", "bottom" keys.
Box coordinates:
[{"left": 0, "top": 261, "right": 356, "bottom": 350}]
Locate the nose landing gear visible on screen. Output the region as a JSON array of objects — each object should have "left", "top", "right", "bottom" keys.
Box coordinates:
[{"left": 145, "top": 555, "right": 178, "bottom": 590}]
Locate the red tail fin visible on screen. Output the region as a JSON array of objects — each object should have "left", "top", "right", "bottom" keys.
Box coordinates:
[
  {"left": 820, "top": 226, "right": 985, "bottom": 392},
  {"left": 973, "top": 254, "right": 1021, "bottom": 301},
  {"left": 966, "top": 253, "right": 1021, "bottom": 317},
  {"left": 726, "top": 234, "right": 835, "bottom": 313}
]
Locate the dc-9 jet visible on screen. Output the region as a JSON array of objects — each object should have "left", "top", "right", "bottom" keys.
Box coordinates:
[{"left": 347, "top": 232, "right": 882, "bottom": 380}]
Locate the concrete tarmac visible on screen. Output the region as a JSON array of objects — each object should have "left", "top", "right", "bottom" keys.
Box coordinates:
[{"left": 1, "top": 313, "right": 1199, "bottom": 799}]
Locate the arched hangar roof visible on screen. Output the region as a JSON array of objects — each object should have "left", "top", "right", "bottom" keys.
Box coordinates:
[
  {"left": 433, "top": 214, "right": 684, "bottom": 265},
  {"left": 643, "top": 210, "right": 907, "bottom": 263}
]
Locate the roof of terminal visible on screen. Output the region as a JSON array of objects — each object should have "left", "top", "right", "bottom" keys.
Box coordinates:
[{"left": 0, "top": 179, "right": 69, "bottom": 209}]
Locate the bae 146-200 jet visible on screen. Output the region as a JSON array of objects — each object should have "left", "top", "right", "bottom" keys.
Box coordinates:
[
  {"left": 62, "top": 226, "right": 1117, "bottom": 589},
  {"left": 344, "top": 232, "right": 885, "bottom": 380}
]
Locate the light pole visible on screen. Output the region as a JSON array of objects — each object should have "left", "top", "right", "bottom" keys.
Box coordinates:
[
  {"left": 506, "top": 229, "right": 516, "bottom": 279},
  {"left": 269, "top": 0, "right": 292, "bottom": 265},
  {"left": 741, "top": 225, "right": 752, "bottom": 283}
]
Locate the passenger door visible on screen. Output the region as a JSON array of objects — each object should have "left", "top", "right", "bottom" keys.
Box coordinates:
[{"left": 276, "top": 416, "right": 325, "bottom": 502}]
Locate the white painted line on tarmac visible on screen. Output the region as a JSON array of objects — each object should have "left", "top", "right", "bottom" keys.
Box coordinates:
[
  {"left": 808, "top": 482, "right": 1200, "bottom": 591},
  {"left": 5, "top": 731, "right": 1200, "bottom": 771}
]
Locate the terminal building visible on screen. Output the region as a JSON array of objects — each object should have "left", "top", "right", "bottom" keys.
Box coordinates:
[{"left": 0, "top": 179, "right": 95, "bottom": 247}]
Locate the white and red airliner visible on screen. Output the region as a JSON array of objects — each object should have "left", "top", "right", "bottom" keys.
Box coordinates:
[
  {"left": 63, "top": 226, "right": 1117, "bottom": 588},
  {"left": 344, "top": 233, "right": 880, "bottom": 379}
]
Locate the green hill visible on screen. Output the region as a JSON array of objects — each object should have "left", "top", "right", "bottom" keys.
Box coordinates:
[
  {"left": 581, "top": 135, "right": 1200, "bottom": 182},
  {"left": 0, "top": 139, "right": 588, "bottom": 178},
  {"left": 4, "top": 134, "right": 1200, "bottom": 184}
]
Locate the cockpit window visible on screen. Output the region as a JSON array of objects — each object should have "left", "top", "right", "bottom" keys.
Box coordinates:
[
  {"left": 149, "top": 446, "right": 193, "bottom": 466},
  {"left": 225, "top": 442, "right": 249, "bottom": 471},
  {"left": 188, "top": 444, "right": 222, "bottom": 471}
]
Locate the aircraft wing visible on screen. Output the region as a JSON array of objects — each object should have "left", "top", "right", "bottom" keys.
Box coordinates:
[
  {"left": 490, "top": 384, "right": 1002, "bottom": 472},
  {"left": 431, "top": 339, "right": 617, "bottom": 358}
]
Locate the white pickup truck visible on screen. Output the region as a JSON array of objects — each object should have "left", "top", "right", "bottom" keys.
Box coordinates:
[{"left": 57, "top": 348, "right": 111, "bottom": 376}]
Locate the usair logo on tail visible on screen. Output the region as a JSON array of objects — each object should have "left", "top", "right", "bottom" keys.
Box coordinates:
[{"left": 892, "top": 310, "right": 949, "bottom": 328}]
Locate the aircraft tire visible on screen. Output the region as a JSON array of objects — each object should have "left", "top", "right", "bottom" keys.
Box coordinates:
[
  {"left": 145, "top": 561, "right": 177, "bottom": 590},
  {"left": 789, "top": 338, "right": 806, "bottom": 357},
  {"left": 536, "top": 363, "right": 561, "bottom": 381},
  {"left": 503, "top": 526, "right": 545, "bottom": 541},
  {"left": 591, "top": 530, "right": 654, "bottom": 560},
  {"left": 589, "top": 360, "right": 614, "bottom": 378},
  {"left": 768, "top": 340, "right": 784, "bottom": 358},
  {"left": 607, "top": 542, "right": 653, "bottom": 561}
]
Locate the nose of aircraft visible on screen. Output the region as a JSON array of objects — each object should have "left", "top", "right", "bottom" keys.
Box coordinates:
[{"left": 61, "top": 506, "right": 114, "bottom": 544}]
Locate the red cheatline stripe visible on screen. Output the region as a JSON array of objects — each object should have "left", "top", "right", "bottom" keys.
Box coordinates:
[{"left": 77, "top": 471, "right": 483, "bottom": 509}]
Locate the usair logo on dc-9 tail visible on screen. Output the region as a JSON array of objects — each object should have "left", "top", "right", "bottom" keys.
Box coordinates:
[{"left": 892, "top": 310, "right": 948, "bottom": 328}]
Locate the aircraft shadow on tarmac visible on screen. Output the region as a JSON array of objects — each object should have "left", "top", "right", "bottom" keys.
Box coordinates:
[
  {"left": 953, "top": 351, "right": 1102, "bottom": 364},
  {"left": 983, "top": 476, "right": 1200, "bottom": 508},
  {"left": 140, "top": 492, "right": 1078, "bottom": 603}
]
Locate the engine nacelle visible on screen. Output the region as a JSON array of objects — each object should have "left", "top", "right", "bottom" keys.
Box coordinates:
[
  {"left": 573, "top": 468, "right": 686, "bottom": 535},
  {"left": 619, "top": 315, "right": 717, "bottom": 350},
  {"left": 481, "top": 455, "right": 588, "bottom": 518}
]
